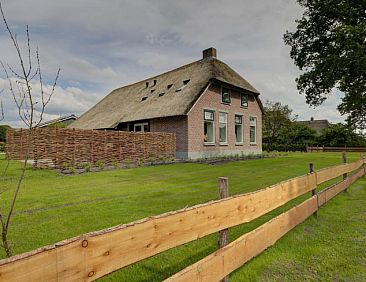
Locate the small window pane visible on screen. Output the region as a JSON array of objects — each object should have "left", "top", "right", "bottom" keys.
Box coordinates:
[
  {"left": 204, "top": 110, "right": 214, "bottom": 121},
  {"left": 219, "top": 112, "right": 227, "bottom": 123},
  {"left": 222, "top": 88, "right": 231, "bottom": 104},
  {"left": 241, "top": 94, "right": 248, "bottom": 107},
  {"left": 250, "top": 116, "right": 256, "bottom": 126},
  {"left": 235, "top": 115, "right": 242, "bottom": 124}
]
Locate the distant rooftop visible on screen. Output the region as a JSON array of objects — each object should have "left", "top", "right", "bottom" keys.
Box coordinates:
[
  {"left": 38, "top": 114, "right": 78, "bottom": 128},
  {"left": 297, "top": 117, "right": 330, "bottom": 134}
]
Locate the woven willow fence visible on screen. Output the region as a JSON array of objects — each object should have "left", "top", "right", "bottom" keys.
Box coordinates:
[{"left": 6, "top": 128, "right": 176, "bottom": 169}]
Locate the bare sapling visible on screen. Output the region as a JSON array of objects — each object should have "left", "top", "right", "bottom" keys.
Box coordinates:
[{"left": 0, "top": 1, "right": 60, "bottom": 257}]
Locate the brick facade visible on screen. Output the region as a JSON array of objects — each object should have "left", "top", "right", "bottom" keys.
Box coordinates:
[
  {"left": 150, "top": 116, "right": 188, "bottom": 159},
  {"left": 145, "top": 83, "right": 262, "bottom": 159},
  {"left": 187, "top": 83, "right": 262, "bottom": 159}
]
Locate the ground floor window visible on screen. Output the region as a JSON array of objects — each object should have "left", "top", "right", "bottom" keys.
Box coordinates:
[
  {"left": 235, "top": 115, "right": 243, "bottom": 144},
  {"left": 250, "top": 116, "right": 257, "bottom": 144},
  {"left": 219, "top": 112, "right": 228, "bottom": 144},
  {"left": 204, "top": 110, "right": 215, "bottom": 143},
  {"left": 134, "top": 122, "right": 149, "bottom": 132}
]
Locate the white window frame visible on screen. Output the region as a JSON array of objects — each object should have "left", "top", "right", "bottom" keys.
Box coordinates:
[
  {"left": 204, "top": 109, "right": 215, "bottom": 144},
  {"left": 219, "top": 112, "right": 228, "bottom": 145},
  {"left": 134, "top": 122, "right": 149, "bottom": 132},
  {"left": 249, "top": 116, "right": 257, "bottom": 144},
  {"left": 235, "top": 114, "right": 243, "bottom": 145}
]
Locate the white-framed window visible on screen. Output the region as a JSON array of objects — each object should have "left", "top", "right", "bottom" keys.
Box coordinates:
[
  {"left": 249, "top": 116, "right": 257, "bottom": 144},
  {"left": 204, "top": 110, "right": 215, "bottom": 144},
  {"left": 219, "top": 112, "right": 228, "bottom": 144},
  {"left": 134, "top": 122, "right": 149, "bottom": 132},
  {"left": 221, "top": 87, "right": 231, "bottom": 104},
  {"left": 241, "top": 93, "right": 248, "bottom": 107},
  {"left": 235, "top": 115, "right": 243, "bottom": 144}
]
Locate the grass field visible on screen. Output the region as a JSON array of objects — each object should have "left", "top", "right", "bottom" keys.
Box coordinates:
[{"left": 0, "top": 152, "right": 365, "bottom": 281}]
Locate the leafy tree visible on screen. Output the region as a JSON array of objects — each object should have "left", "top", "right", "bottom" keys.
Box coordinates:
[
  {"left": 284, "top": 0, "right": 366, "bottom": 130},
  {"left": 0, "top": 124, "right": 11, "bottom": 142},
  {"left": 263, "top": 100, "right": 295, "bottom": 151},
  {"left": 277, "top": 123, "right": 317, "bottom": 151},
  {"left": 317, "top": 123, "right": 366, "bottom": 147}
]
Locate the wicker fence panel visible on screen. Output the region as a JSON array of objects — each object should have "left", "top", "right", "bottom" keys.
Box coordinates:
[{"left": 6, "top": 128, "right": 176, "bottom": 169}]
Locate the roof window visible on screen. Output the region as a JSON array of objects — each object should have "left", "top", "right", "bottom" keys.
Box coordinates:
[{"left": 175, "top": 79, "right": 190, "bottom": 92}]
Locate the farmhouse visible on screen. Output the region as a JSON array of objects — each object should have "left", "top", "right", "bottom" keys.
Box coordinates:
[
  {"left": 297, "top": 117, "right": 330, "bottom": 134},
  {"left": 70, "top": 48, "right": 263, "bottom": 159}
]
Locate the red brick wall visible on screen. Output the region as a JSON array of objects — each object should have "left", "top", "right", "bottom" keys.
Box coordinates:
[
  {"left": 187, "top": 83, "right": 262, "bottom": 158},
  {"left": 150, "top": 116, "right": 188, "bottom": 159},
  {"left": 6, "top": 128, "right": 176, "bottom": 168}
]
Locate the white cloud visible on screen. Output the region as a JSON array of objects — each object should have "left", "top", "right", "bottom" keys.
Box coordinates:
[{"left": 0, "top": 0, "right": 347, "bottom": 126}]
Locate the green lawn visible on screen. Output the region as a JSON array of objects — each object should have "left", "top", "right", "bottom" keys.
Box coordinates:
[{"left": 0, "top": 152, "right": 365, "bottom": 281}]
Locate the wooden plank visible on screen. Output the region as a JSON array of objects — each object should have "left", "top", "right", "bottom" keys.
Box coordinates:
[
  {"left": 318, "top": 167, "right": 365, "bottom": 207},
  {"left": 83, "top": 173, "right": 316, "bottom": 280},
  {"left": 0, "top": 173, "right": 316, "bottom": 281},
  {"left": 316, "top": 159, "right": 364, "bottom": 184},
  {"left": 165, "top": 196, "right": 318, "bottom": 282}
]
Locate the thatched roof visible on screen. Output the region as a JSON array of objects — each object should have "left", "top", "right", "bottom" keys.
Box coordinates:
[{"left": 70, "top": 57, "right": 260, "bottom": 130}]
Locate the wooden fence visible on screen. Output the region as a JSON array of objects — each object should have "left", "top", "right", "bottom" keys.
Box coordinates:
[
  {"left": 307, "top": 146, "right": 366, "bottom": 153},
  {"left": 0, "top": 157, "right": 364, "bottom": 281},
  {"left": 5, "top": 128, "right": 176, "bottom": 169}
]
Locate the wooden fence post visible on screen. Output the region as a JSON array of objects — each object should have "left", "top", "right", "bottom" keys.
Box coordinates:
[
  {"left": 309, "top": 163, "right": 317, "bottom": 218},
  {"left": 342, "top": 151, "right": 348, "bottom": 192},
  {"left": 218, "top": 177, "right": 229, "bottom": 282}
]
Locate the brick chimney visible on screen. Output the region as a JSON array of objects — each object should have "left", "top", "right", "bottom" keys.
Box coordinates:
[{"left": 202, "top": 47, "right": 217, "bottom": 60}]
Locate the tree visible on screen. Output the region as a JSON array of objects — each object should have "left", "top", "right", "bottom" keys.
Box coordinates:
[
  {"left": 0, "top": 125, "right": 11, "bottom": 142},
  {"left": 284, "top": 0, "right": 366, "bottom": 130},
  {"left": 0, "top": 1, "right": 60, "bottom": 257},
  {"left": 263, "top": 100, "right": 294, "bottom": 151},
  {"left": 277, "top": 123, "right": 317, "bottom": 151},
  {"left": 317, "top": 123, "right": 366, "bottom": 147}
]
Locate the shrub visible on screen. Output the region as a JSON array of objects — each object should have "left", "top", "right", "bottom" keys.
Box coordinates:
[
  {"left": 80, "top": 162, "right": 91, "bottom": 172},
  {"left": 112, "top": 160, "right": 119, "bottom": 168},
  {"left": 96, "top": 160, "right": 105, "bottom": 170}
]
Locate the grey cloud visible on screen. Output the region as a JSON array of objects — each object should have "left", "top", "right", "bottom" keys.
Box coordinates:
[{"left": 0, "top": 0, "right": 346, "bottom": 126}]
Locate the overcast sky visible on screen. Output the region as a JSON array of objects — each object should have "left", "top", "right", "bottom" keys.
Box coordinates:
[{"left": 0, "top": 0, "right": 345, "bottom": 127}]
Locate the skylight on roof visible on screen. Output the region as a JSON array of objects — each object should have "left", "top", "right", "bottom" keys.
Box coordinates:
[{"left": 175, "top": 79, "right": 190, "bottom": 92}]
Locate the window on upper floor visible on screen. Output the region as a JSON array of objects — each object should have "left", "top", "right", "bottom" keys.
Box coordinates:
[
  {"left": 222, "top": 87, "right": 231, "bottom": 104},
  {"left": 241, "top": 93, "right": 248, "bottom": 107}
]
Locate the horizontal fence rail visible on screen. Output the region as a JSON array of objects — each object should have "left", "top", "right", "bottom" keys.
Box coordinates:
[
  {"left": 307, "top": 146, "right": 366, "bottom": 153},
  {"left": 0, "top": 158, "right": 364, "bottom": 281}
]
